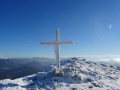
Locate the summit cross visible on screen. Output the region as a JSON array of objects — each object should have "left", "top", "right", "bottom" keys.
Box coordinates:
[{"left": 41, "top": 28, "right": 74, "bottom": 69}]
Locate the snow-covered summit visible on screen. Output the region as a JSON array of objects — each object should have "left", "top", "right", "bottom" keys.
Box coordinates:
[{"left": 0, "top": 57, "right": 120, "bottom": 90}]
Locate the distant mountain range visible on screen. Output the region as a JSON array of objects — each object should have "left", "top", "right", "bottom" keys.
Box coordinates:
[
  {"left": 0, "top": 57, "right": 55, "bottom": 80},
  {"left": 0, "top": 57, "right": 120, "bottom": 80}
]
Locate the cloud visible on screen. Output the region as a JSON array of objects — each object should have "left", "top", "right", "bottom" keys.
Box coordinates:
[
  {"left": 108, "top": 24, "right": 112, "bottom": 30},
  {"left": 111, "top": 58, "right": 120, "bottom": 62}
]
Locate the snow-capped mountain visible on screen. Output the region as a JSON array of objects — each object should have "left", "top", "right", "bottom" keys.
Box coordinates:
[{"left": 0, "top": 57, "right": 120, "bottom": 90}]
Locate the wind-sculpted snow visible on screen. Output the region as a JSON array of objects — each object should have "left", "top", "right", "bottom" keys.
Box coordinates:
[{"left": 0, "top": 58, "right": 120, "bottom": 90}]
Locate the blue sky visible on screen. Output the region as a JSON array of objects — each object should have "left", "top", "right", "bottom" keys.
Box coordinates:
[{"left": 0, "top": 0, "right": 120, "bottom": 58}]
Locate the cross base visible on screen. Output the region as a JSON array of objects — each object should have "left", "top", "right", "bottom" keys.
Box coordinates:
[{"left": 52, "top": 68, "right": 64, "bottom": 77}]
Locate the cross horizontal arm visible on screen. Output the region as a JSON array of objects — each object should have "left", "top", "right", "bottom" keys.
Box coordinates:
[
  {"left": 41, "top": 40, "right": 74, "bottom": 45},
  {"left": 41, "top": 41, "right": 56, "bottom": 45},
  {"left": 58, "top": 41, "right": 74, "bottom": 44}
]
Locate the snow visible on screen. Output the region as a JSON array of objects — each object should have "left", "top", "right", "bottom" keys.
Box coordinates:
[{"left": 0, "top": 57, "right": 120, "bottom": 90}]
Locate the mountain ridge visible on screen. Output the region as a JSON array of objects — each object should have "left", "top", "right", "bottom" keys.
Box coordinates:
[{"left": 0, "top": 57, "right": 120, "bottom": 90}]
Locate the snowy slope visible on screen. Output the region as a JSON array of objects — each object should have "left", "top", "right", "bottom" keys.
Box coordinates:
[{"left": 0, "top": 57, "right": 120, "bottom": 90}]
